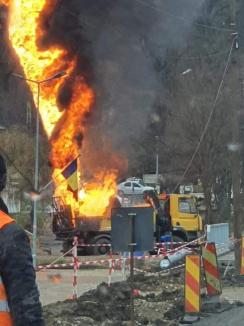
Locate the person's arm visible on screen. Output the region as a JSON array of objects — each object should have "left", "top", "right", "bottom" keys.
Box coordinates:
[
  {"left": 0, "top": 223, "right": 45, "bottom": 326},
  {"left": 0, "top": 197, "right": 8, "bottom": 214}
]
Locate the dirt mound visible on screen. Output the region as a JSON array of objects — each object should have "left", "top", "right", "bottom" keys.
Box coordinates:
[
  {"left": 43, "top": 266, "right": 244, "bottom": 325},
  {"left": 43, "top": 272, "right": 183, "bottom": 325}
]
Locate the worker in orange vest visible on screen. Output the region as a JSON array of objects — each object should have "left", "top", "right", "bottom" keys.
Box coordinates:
[{"left": 0, "top": 154, "right": 44, "bottom": 325}]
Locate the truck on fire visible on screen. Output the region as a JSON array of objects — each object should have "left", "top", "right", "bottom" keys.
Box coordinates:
[{"left": 52, "top": 189, "right": 203, "bottom": 255}]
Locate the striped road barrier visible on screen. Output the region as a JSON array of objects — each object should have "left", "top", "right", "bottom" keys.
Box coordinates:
[
  {"left": 183, "top": 255, "right": 201, "bottom": 322},
  {"left": 202, "top": 242, "right": 221, "bottom": 296}
]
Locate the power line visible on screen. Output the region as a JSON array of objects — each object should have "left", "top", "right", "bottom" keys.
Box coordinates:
[
  {"left": 172, "top": 37, "right": 236, "bottom": 192},
  {"left": 134, "top": 0, "right": 234, "bottom": 34}
]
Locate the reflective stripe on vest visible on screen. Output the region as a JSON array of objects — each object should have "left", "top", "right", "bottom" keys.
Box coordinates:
[
  {"left": 0, "top": 211, "right": 14, "bottom": 325},
  {"left": 0, "top": 275, "right": 12, "bottom": 326},
  {"left": 0, "top": 277, "right": 9, "bottom": 312},
  {"left": 0, "top": 300, "right": 9, "bottom": 312}
]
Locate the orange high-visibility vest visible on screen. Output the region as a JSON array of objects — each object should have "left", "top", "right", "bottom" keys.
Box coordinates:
[{"left": 0, "top": 210, "right": 14, "bottom": 326}]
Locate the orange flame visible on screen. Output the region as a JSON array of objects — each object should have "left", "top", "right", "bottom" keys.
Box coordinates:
[{"left": 3, "top": 0, "right": 119, "bottom": 217}]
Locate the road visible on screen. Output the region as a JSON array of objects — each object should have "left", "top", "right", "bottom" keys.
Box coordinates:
[
  {"left": 37, "top": 268, "right": 124, "bottom": 305},
  {"left": 196, "top": 287, "right": 244, "bottom": 326},
  {"left": 198, "top": 306, "right": 244, "bottom": 326}
]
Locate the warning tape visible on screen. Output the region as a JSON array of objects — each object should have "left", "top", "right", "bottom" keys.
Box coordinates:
[
  {"left": 37, "top": 248, "right": 193, "bottom": 270},
  {"left": 75, "top": 237, "right": 239, "bottom": 249},
  {"left": 37, "top": 236, "right": 207, "bottom": 271},
  {"left": 75, "top": 238, "right": 204, "bottom": 248},
  {"left": 37, "top": 247, "right": 75, "bottom": 271}
]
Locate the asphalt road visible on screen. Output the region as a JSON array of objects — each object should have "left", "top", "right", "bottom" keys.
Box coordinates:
[{"left": 198, "top": 306, "right": 244, "bottom": 326}]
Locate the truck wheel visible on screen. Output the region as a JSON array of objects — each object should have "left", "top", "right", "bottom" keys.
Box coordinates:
[{"left": 89, "top": 236, "right": 111, "bottom": 256}]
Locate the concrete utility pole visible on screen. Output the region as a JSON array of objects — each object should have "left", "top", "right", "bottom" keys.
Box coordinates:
[
  {"left": 155, "top": 136, "right": 160, "bottom": 194},
  {"left": 11, "top": 71, "right": 66, "bottom": 268},
  {"left": 230, "top": 0, "right": 242, "bottom": 272}
]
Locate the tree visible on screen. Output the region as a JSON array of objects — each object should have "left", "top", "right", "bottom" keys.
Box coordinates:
[
  {"left": 0, "top": 125, "right": 50, "bottom": 193},
  {"left": 131, "top": 0, "right": 237, "bottom": 224}
]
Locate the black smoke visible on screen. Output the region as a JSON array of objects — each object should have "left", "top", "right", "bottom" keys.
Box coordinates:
[{"left": 38, "top": 0, "right": 203, "bottom": 154}]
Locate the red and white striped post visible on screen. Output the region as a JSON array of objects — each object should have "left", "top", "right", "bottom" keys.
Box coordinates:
[
  {"left": 108, "top": 248, "right": 114, "bottom": 287},
  {"left": 72, "top": 236, "right": 79, "bottom": 300}
]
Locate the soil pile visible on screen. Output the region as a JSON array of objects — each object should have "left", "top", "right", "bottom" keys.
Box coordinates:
[
  {"left": 43, "top": 267, "right": 244, "bottom": 325},
  {"left": 43, "top": 271, "right": 183, "bottom": 325}
]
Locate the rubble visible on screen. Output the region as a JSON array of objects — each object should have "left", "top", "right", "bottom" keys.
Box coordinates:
[
  {"left": 43, "top": 264, "right": 244, "bottom": 326},
  {"left": 221, "top": 268, "right": 244, "bottom": 287},
  {"left": 43, "top": 272, "right": 184, "bottom": 326}
]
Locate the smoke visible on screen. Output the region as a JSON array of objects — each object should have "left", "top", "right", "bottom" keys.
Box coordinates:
[
  {"left": 2, "top": 1, "right": 204, "bottom": 175},
  {"left": 78, "top": 0, "right": 204, "bottom": 150},
  {"left": 49, "top": 0, "right": 204, "bottom": 157}
]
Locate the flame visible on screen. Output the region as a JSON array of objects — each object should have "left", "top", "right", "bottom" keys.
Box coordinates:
[
  {"left": 5, "top": 0, "right": 64, "bottom": 135},
  {"left": 3, "top": 0, "right": 119, "bottom": 217},
  {"left": 54, "top": 170, "right": 117, "bottom": 217}
]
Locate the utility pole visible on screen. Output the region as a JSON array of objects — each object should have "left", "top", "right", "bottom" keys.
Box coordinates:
[
  {"left": 230, "top": 0, "right": 242, "bottom": 272},
  {"left": 155, "top": 136, "right": 160, "bottom": 194}
]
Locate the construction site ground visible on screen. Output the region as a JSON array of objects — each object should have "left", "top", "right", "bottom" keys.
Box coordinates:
[{"left": 38, "top": 255, "right": 244, "bottom": 325}]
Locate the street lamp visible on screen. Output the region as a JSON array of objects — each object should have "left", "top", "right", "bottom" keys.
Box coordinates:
[{"left": 11, "top": 71, "right": 66, "bottom": 267}]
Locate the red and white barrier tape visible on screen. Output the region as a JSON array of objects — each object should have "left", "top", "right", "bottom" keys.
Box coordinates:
[
  {"left": 75, "top": 240, "right": 201, "bottom": 248},
  {"left": 37, "top": 237, "right": 237, "bottom": 271},
  {"left": 37, "top": 236, "right": 204, "bottom": 270},
  {"left": 37, "top": 251, "right": 188, "bottom": 270},
  {"left": 37, "top": 246, "right": 75, "bottom": 271}
]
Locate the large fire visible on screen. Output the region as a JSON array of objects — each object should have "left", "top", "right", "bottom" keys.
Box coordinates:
[{"left": 2, "top": 0, "right": 119, "bottom": 217}]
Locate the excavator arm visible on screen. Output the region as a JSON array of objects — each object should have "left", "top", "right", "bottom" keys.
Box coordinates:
[{"left": 143, "top": 190, "right": 171, "bottom": 240}]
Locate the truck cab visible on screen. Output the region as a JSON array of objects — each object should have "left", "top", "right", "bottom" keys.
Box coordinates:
[{"left": 159, "top": 193, "right": 203, "bottom": 241}]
